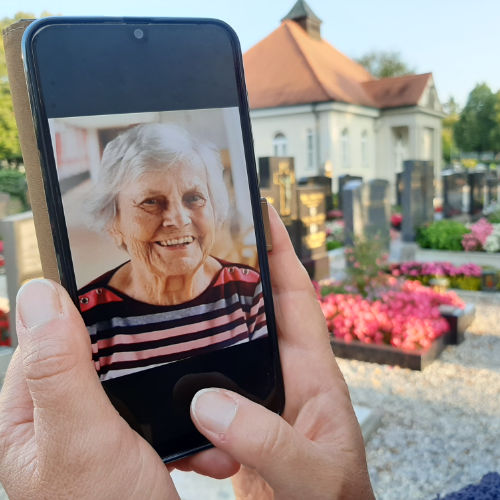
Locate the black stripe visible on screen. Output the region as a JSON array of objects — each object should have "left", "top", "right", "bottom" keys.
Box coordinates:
[
  {"left": 97, "top": 332, "right": 249, "bottom": 376},
  {"left": 93, "top": 316, "right": 247, "bottom": 359},
  {"left": 82, "top": 280, "right": 261, "bottom": 324},
  {"left": 250, "top": 320, "right": 268, "bottom": 340},
  {"left": 89, "top": 300, "right": 249, "bottom": 341}
]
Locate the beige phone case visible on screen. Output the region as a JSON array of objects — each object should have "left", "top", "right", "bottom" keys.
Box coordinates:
[{"left": 3, "top": 20, "right": 61, "bottom": 283}]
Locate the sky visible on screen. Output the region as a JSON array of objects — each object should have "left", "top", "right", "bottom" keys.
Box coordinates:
[{"left": 2, "top": 0, "right": 499, "bottom": 108}]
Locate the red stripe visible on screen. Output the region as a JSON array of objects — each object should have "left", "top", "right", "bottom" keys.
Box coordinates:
[
  {"left": 93, "top": 308, "right": 248, "bottom": 350},
  {"left": 97, "top": 325, "right": 250, "bottom": 367}
]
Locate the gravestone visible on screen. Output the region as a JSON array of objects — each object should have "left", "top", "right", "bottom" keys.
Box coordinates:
[
  {"left": 468, "top": 169, "right": 486, "bottom": 217},
  {"left": 395, "top": 172, "right": 403, "bottom": 207},
  {"left": 258, "top": 157, "right": 297, "bottom": 225},
  {"left": 486, "top": 170, "right": 499, "bottom": 205},
  {"left": 442, "top": 169, "right": 467, "bottom": 218},
  {"left": 364, "top": 179, "right": 391, "bottom": 246},
  {"left": 401, "top": 160, "right": 434, "bottom": 242},
  {"left": 342, "top": 179, "right": 390, "bottom": 249},
  {"left": 299, "top": 175, "right": 334, "bottom": 211},
  {"left": 0, "top": 211, "right": 43, "bottom": 347},
  {"left": 338, "top": 174, "right": 362, "bottom": 211},
  {"left": 342, "top": 180, "right": 363, "bottom": 247},
  {"left": 259, "top": 157, "right": 328, "bottom": 280},
  {"left": 0, "top": 193, "right": 10, "bottom": 219},
  {"left": 291, "top": 186, "right": 329, "bottom": 280}
]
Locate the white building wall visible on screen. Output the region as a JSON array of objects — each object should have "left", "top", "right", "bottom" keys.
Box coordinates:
[
  {"left": 250, "top": 107, "right": 318, "bottom": 179},
  {"left": 328, "top": 109, "right": 377, "bottom": 182},
  {"left": 251, "top": 102, "right": 443, "bottom": 196}
]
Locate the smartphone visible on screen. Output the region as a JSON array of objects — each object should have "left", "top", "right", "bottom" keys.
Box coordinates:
[{"left": 22, "top": 17, "right": 284, "bottom": 462}]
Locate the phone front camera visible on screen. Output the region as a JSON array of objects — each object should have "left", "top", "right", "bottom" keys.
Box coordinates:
[{"left": 133, "top": 28, "right": 144, "bottom": 40}]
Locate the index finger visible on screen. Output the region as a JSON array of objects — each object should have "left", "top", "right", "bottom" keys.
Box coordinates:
[{"left": 266, "top": 204, "right": 316, "bottom": 295}]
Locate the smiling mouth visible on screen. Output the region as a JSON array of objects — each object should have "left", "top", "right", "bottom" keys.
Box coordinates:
[{"left": 155, "top": 236, "right": 195, "bottom": 247}]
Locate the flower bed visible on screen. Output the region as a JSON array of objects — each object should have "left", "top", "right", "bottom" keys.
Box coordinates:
[
  {"left": 389, "top": 261, "right": 484, "bottom": 291},
  {"left": 325, "top": 219, "right": 344, "bottom": 251},
  {"left": 319, "top": 240, "right": 475, "bottom": 369},
  {"left": 417, "top": 218, "right": 500, "bottom": 253},
  {"left": 319, "top": 277, "right": 464, "bottom": 352}
]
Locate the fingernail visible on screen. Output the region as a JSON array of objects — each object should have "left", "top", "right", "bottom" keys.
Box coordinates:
[
  {"left": 16, "top": 279, "right": 62, "bottom": 329},
  {"left": 191, "top": 388, "right": 238, "bottom": 434}
]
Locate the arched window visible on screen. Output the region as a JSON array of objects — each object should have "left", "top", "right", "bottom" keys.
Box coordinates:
[
  {"left": 341, "top": 128, "right": 349, "bottom": 169},
  {"left": 361, "top": 130, "right": 368, "bottom": 168},
  {"left": 273, "top": 132, "right": 288, "bottom": 157}
]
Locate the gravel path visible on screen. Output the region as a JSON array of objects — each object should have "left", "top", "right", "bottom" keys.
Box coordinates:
[
  {"left": 1, "top": 291, "right": 498, "bottom": 499},
  {"left": 339, "top": 291, "right": 500, "bottom": 500}
]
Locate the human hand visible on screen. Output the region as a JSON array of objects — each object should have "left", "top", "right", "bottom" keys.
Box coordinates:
[
  {"left": 0, "top": 280, "right": 179, "bottom": 500},
  {"left": 185, "top": 205, "right": 375, "bottom": 499}
]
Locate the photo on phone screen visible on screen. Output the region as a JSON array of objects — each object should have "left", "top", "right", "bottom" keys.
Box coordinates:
[
  {"left": 23, "top": 18, "right": 284, "bottom": 461},
  {"left": 49, "top": 108, "right": 267, "bottom": 381}
]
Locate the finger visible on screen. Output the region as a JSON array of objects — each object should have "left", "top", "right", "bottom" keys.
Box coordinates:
[
  {"left": 0, "top": 349, "right": 34, "bottom": 472},
  {"left": 191, "top": 388, "right": 322, "bottom": 496},
  {"left": 267, "top": 204, "right": 313, "bottom": 294},
  {"left": 172, "top": 447, "right": 240, "bottom": 479},
  {"left": 267, "top": 204, "right": 330, "bottom": 351},
  {"left": 15, "top": 279, "right": 116, "bottom": 457},
  {"left": 0, "top": 348, "right": 33, "bottom": 426}
]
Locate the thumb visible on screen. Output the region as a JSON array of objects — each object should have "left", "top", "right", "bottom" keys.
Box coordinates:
[
  {"left": 191, "top": 389, "right": 316, "bottom": 496},
  {"left": 16, "top": 279, "right": 114, "bottom": 455}
]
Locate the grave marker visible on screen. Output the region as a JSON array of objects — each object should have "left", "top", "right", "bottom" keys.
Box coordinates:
[
  {"left": 259, "top": 157, "right": 328, "bottom": 279},
  {"left": 0, "top": 211, "right": 43, "bottom": 347},
  {"left": 442, "top": 169, "right": 467, "bottom": 218},
  {"left": 401, "top": 160, "right": 434, "bottom": 242}
]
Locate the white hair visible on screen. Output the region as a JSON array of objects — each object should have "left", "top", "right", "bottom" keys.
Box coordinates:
[{"left": 87, "top": 123, "right": 230, "bottom": 232}]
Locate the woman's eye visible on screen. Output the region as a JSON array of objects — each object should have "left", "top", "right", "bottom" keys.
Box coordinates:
[
  {"left": 139, "top": 198, "right": 163, "bottom": 211},
  {"left": 185, "top": 194, "right": 206, "bottom": 207}
]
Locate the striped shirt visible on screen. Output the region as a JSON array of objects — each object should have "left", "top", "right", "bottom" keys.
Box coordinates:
[{"left": 78, "top": 261, "right": 268, "bottom": 381}]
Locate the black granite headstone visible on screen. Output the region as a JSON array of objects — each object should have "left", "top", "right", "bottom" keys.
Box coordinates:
[
  {"left": 364, "top": 179, "right": 391, "bottom": 247},
  {"left": 401, "top": 160, "right": 435, "bottom": 242},
  {"left": 292, "top": 186, "right": 329, "bottom": 280},
  {"left": 396, "top": 172, "right": 403, "bottom": 208},
  {"left": 468, "top": 169, "right": 486, "bottom": 217},
  {"left": 442, "top": 169, "right": 467, "bottom": 218},
  {"left": 486, "top": 170, "right": 499, "bottom": 205},
  {"left": 298, "top": 175, "right": 334, "bottom": 211},
  {"left": 258, "top": 157, "right": 297, "bottom": 224},
  {"left": 258, "top": 157, "right": 329, "bottom": 280},
  {"left": 338, "top": 174, "right": 362, "bottom": 210},
  {"left": 342, "top": 179, "right": 390, "bottom": 249},
  {"left": 342, "top": 180, "right": 363, "bottom": 247}
]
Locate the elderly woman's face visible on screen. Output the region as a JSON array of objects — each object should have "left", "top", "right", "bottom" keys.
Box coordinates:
[{"left": 113, "top": 161, "right": 216, "bottom": 278}]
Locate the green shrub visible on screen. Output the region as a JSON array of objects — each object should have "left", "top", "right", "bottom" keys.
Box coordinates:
[
  {"left": 449, "top": 276, "right": 482, "bottom": 291},
  {"left": 487, "top": 210, "right": 500, "bottom": 224},
  {"left": 416, "top": 220, "right": 469, "bottom": 251},
  {"left": 0, "top": 169, "right": 29, "bottom": 210},
  {"left": 326, "top": 240, "right": 343, "bottom": 251}
]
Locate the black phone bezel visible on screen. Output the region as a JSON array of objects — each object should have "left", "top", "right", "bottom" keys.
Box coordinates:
[{"left": 22, "top": 16, "right": 285, "bottom": 463}]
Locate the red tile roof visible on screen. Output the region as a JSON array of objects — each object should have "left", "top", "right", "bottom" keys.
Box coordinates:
[
  {"left": 362, "top": 73, "right": 432, "bottom": 109},
  {"left": 243, "top": 20, "right": 430, "bottom": 110}
]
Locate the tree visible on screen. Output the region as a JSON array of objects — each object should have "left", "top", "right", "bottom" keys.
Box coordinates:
[
  {"left": 356, "top": 51, "right": 415, "bottom": 79},
  {"left": 453, "top": 83, "right": 499, "bottom": 153},
  {"left": 442, "top": 97, "right": 460, "bottom": 164},
  {"left": 0, "top": 12, "right": 45, "bottom": 165}
]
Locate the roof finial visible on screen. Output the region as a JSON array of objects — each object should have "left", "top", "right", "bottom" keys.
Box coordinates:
[{"left": 282, "top": 0, "right": 322, "bottom": 40}]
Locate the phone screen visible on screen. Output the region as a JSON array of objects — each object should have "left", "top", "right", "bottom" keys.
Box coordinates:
[{"left": 23, "top": 18, "right": 284, "bottom": 461}]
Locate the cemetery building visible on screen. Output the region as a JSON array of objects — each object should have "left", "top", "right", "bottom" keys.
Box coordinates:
[{"left": 244, "top": 0, "right": 444, "bottom": 190}]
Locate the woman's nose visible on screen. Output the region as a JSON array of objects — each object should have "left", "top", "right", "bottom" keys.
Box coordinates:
[{"left": 162, "top": 202, "right": 190, "bottom": 228}]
